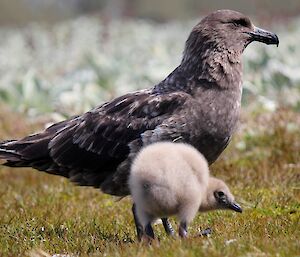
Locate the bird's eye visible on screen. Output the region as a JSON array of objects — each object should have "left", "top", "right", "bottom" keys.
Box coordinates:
[
  {"left": 214, "top": 191, "right": 225, "bottom": 199},
  {"left": 231, "top": 18, "right": 249, "bottom": 27},
  {"left": 217, "top": 191, "right": 225, "bottom": 197}
]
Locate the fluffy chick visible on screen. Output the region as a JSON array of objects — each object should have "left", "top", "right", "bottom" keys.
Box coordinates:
[{"left": 129, "top": 142, "right": 242, "bottom": 239}]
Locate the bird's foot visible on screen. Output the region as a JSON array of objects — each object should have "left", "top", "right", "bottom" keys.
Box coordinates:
[
  {"left": 145, "top": 223, "right": 155, "bottom": 239},
  {"left": 139, "top": 223, "right": 156, "bottom": 245},
  {"left": 179, "top": 222, "right": 188, "bottom": 238},
  {"left": 161, "top": 217, "right": 175, "bottom": 236}
]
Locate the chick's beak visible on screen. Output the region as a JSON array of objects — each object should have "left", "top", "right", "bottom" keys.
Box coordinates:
[
  {"left": 248, "top": 26, "right": 279, "bottom": 47},
  {"left": 227, "top": 201, "right": 243, "bottom": 213}
]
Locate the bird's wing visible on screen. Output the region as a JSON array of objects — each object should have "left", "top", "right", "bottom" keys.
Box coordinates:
[{"left": 0, "top": 90, "right": 190, "bottom": 188}]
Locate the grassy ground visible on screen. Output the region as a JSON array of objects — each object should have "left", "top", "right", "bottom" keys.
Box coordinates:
[
  {"left": 0, "top": 10, "right": 299, "bottom": 257},
  {"left": 0, "top": 108, "right": 299, "bottom": 257}
]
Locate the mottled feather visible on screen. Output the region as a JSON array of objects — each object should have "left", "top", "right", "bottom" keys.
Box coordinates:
[{"left": 0, "top": 10, "right": 279, "bottom": 196}]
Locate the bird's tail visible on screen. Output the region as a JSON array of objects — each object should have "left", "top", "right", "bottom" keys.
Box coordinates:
[
  {"left": 0, "top": 118, "right": 76, "bottom": 177},
  {"left": 0, "top": 140, "right": 22, "bottom": 163},
  {"left": 0, "top": 132, "right": 56, "bottom": 169},
  {"left": 0, "top": 118, "right": 72, "bottom": 168},
  {"left": 0, "top": 133, "right": 70, "bottom": 178}
]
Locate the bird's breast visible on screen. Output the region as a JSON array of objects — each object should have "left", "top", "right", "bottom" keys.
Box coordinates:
[
  {"left": 184, "top": 87, "right": 242, "bottom": 163},
  {"left": 194, "top": 87, "right": 241, "bottom": 135}
]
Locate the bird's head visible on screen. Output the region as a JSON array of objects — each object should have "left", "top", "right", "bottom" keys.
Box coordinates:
[
  {"left": 199, "top": 176, "right": 242, "bottom": 213},
  {"left": 183, "top": 10, "right": 279, "bottom": 65}
]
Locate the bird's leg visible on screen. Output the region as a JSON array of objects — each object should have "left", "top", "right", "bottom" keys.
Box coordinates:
[
  {"left": 161, "top": 217, "right": 175, "bottom": 236},
  {"left": 179, "top": 221, "right": 188, "bottom": 238},
  {"left": 144, "top": 222, "right": 155, "bottom": 239},
  {"left": 132, "top": 203, "right": 144, "bottom": 241}
]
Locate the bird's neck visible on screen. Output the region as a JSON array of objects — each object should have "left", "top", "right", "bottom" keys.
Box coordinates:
[
  {"left": 198, "top": 195, "right": 216, "bottom": 212},
  {"left": 153, "top": 47, "right": 243, "bottom": 94},
  {"left": 181, "top": 46, "right": 243, "bottom": 89}
]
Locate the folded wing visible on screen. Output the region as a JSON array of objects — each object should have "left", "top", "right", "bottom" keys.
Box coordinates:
[{"left": 0, "top": 90, "right": 189, "bottom": 190}]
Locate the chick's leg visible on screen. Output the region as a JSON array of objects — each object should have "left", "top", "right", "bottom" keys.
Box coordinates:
[
  {"left": 179, "top": 221, "right": 188, "bottom": 238},
  {"left": 162, "top": 217, "right": 175, "bottom": 236},
  {"left": 132, "top": 203, "right": 144, "bottom": 241},
  {"left": 144, "top": 222, "right": 155, "bottom": 239}
]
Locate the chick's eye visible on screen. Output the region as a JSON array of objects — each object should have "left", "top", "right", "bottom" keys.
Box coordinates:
[
  {"left": 217, "top": 191, "right": 225, "bottom": 197},
  {"left": 214, "top": 191, "right": 225, "bottom": 198}
]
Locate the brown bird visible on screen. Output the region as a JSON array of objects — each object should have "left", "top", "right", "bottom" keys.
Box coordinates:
[{"left": 0, "top": 10, "right": 278, "bottom": 238}]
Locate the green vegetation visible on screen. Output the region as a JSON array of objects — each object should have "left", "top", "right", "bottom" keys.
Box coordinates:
[
  {"left": 0, "top": 16, "right": 299, "bottom": 121},
  {"left": 0, "top": 14, "right": 299, "bottom": 257},
  {"left": 0, "top": 109, "right": 299, "bottom": 257}
]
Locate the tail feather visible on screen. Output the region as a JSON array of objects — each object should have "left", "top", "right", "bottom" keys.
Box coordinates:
[
  {"left": 0, "top": 135, "right": 70, "bottom": 178},
  {"left": 0, "top": 118, "right": 73, "bottom": 164},
  {"left": 0, "top": 149, "right": 21, "bottom": 162},
  {"left": 0, "top": 118, "right": 77, "bottom": 179},
  {"left": 0, "top": 131, "right": 56, "bottom": 163}
]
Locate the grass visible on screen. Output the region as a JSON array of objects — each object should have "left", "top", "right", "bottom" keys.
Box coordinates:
[
  {"left": 0, "top": 107, "right": 299, "bottom": 257},
  {"left": 0, "top": 10, "right": 299, "bottom": 257}
]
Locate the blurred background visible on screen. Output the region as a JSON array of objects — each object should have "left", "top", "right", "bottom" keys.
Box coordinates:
[
  {"left": 1, "top": 2, "right": 299, "bottom": 255},
  {"left": 1, "top": 0, "right": 300, "bottom": 24},
  {"left": 0, "top": 0, "right": 299, "bottom": 124}
]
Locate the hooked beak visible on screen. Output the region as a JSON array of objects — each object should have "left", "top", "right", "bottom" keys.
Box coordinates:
[
  {"left": 248, "top": 26, "right": 279, "bottom": 47},
  {"left": 227, "top": 201, "right": 243, "bottom": 213}
]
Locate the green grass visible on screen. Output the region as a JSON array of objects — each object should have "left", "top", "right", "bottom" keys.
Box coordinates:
[{"left": 0, "top": 108, "right": 299, "bottom": 257}]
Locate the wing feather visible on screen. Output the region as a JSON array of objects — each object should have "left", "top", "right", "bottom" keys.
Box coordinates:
[{"left": 1, "top": 90, "right": 190, "bottom": 191}]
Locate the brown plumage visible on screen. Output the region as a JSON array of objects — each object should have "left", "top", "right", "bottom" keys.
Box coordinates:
[{"left": 0, "top": 10, "right": 279, "bottom": 196}]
